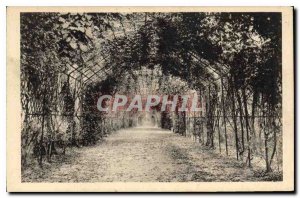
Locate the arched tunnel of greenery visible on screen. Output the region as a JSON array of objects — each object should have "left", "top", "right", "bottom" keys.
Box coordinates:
[{"left": 21, "top": 12, "right": 282, "bottom": 176}]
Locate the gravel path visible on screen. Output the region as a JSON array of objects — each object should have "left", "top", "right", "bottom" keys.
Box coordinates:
[{"left": 22, "top": 126, "right": 274, "bottom": 182}]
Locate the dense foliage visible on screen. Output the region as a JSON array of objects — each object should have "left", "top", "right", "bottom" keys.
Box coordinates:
[{"left": 21, "top": 12, "right": 282, "bottom": 175}]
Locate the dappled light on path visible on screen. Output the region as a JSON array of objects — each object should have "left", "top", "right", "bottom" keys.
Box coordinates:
[{"left": 22, "top": 126, "right": 279, "bottom": 182}]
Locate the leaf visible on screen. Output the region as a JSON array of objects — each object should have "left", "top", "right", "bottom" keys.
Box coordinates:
[
  {"left": 69, "top": 41, "right": 78, "bottom": 49},
  {"left": 66, "top": 37, "right": 72, "bottom": 43},
  {"left": 78, "top": 27, "right": 85, "bottom": 33},
  {"left": 62, "top": 22, "right": 70, "bottom": 29},
  {"left": 79, "top": 42, "right": 88, "bottom": 52},
  {"left": 85, "top": 27, "right": 93, "bottom": 39},
  {"left": 58, "top": 17, "right": 65, "bottom": 23}
]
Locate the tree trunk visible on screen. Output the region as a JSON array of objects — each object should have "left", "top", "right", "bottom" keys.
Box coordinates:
[
  {"left": 221, "top": 77, "right": 228, "bottom": 155},
  {"left": 217, "top": 109, "right": 222, "bottom": 153},
  {"left": 242, "top": 88, "right": 251, "bottom": 167},
  {"left": 236, "top": 89, "right": 245, "bottom": 153},
  {"left": 39, "top": 85, "right": 47, "bottom": 167},
  {"left": 230, "top": 78, "right": 239, "bottom": 160}
]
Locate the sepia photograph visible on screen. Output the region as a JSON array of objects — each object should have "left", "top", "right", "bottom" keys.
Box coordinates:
[{"left": 6, "top": 6, "right": 294, "bottom": 192}]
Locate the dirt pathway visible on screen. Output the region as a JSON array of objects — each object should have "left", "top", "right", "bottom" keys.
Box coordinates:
[{"left": 23, "top": 126, "right": 274, "bottom": 182}]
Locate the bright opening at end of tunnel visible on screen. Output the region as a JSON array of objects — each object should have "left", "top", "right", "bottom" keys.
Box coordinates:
[{"left": 136, "top": 112, "right": 158, "bottom": 128}]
